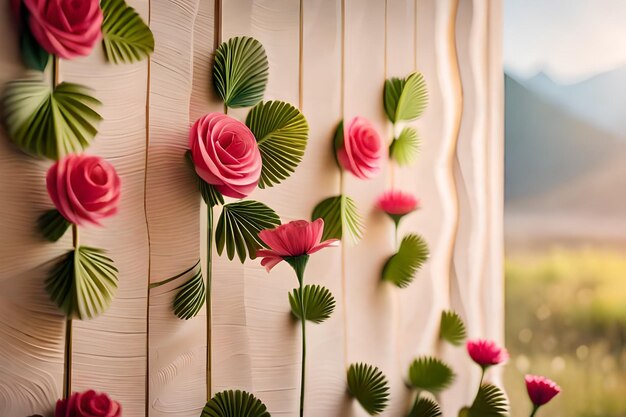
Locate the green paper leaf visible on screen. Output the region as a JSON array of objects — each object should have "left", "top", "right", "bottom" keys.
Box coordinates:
[
  {"left": 38, "top": 209, "right": 71, "bottom": 242},
  {"left": 246, "top": 100, "right": 309, "bottom": 188},
  {"left": 382, "top": 234, "right": 429, "bottom": 288},
  {"left": 18, "top": 4, "right": 50, "bottom": 71},
  {"left": 288, "top": 284, "right": 335, "bottom": 324},
  {"left": 347, "top": 363, "right": 390, "bottom": 415},
  {"left": 408, "top": 357, "right": 455, "bottom": 393},
  {"left": 466, "top": 384, "right": 509, "bottom": 417},
  {"left": 311, "top": 195, "right": 363, "bottom": 244},
  {"left": 201, "top": 390, "right": 270, "bottom": 417},
  {"left": 390, "top": 126, "right": 420, "bottom": 166},
  {"left": 173, "top": 266, "right": 205, "bottom": 320},
  {"left": 101, "top": 0, "right": 155, "bottom": 64},
  {"left": 213, "top": 36, "right": 269, "bottom": 108},
  {"left": 439, "top": 310, "right": 467, "bottom": 346},
  {"left": 384, "top": 72, "right": 428, "bottom": 123},
  {"left": 408, "top": 397, "right": 442, "bottom": 417},
  {"left": 45, "top": 246, "right": 118, "bottom": 320},
  {"left": 2, "top": 78, "right": 102, "bottom": 160},
  {"left": 216, "top": 200, "right": 281, "bottom": 263}
]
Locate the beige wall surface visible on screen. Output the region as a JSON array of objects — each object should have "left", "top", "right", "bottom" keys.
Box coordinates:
[{"left": 0, "top": 0, "right": 503, "bottom": 416}]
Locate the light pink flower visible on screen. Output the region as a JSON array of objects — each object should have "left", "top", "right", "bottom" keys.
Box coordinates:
[
  {"left": 47, "top": 154, "right": 121, "bottom": 226},
  {"left": 256, "top": 219, "right": 338, "bottom": 272},
  {"left": 467, "top": 339, "right": 509, "bottom": 367},
  {"left": 189, "top": 113, "right": 262, "bottom": 199},
  {"left": 23, "top": 0, "right": 103, "bottom": 59},
  {"left": 525, "top": 375, "right": 561, "bottom": 406},
  {"left": 56, "top": 390, "right": 121, "bottom": 417},
  {"left": 336, "top": 117, "right": 383, "bottom": 179},
  {"left": 377, "top": 190, "right": 420, "bottom": 217}
]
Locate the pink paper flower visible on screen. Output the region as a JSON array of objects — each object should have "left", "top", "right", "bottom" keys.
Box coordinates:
[
  {"left": 47, "top": 154, "right": 121, "bottom": 226},
  {"left": 377, "top": 189, "right": 420, "bottom": 218},
  {"left": 257, "top": 219, "right": 338, "bottom": 272},
  {"left": 23, "top": 0, "right": 103, "bottom": 59},
  {"left": 336, "top": 117, "right": 383, "bottom": 179},
  {"left": 56, "top": 390, "right": 121, "bottom": 417},
  {"left": 467, "top": 339, "right": 509, "bottom": 368},
  {"left": 525, "top": 375, "right": 561, "bottom": 407},
  {"left": 189, "top": 113, "right": 262, "bottom": 199}
]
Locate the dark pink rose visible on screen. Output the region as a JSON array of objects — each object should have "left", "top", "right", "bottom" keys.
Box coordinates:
[
  {"left": 189, "top": 113, "right": 262, "bottom": 199},
  {"left": 55, "top": 390, "right": 121, "bottom": 417},
  {"left": 336, "top": 117, "right": 383, "bottom": 179},
  {"left": 46, "top": 154, "right": 121, "bottom": 226},
  {"left": 23, "top": 0, "right": 103, "bottom": 59}
]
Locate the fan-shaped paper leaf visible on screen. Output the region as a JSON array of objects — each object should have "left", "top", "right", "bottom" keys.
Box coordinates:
[
  {"left": 101, "top": 0, "right": 155, "bottom": 64},
  {"left": 466, "top": 384, "right": 509, "bottom": 417},
  {"left": 46, "top": 246, "right": 118, "bottom": 320},
  {"left": 390, "top": 126, "right": 420, "bottom": 166},
  {"left": 382, "top": 234, "right": 429, "bottom": 288},
  {"left": 408, "top": 357, "right": 455, "bottom": 393},
  {"left": 246, "top": 100, "right": 309, "bottom": 188},
  {"left": 384, "top": 72, "right": 428, "bottom": 123},
  {"left": 311, "top": 195, "right": 363, "bottom": 244},
  {"left": 216, "top": 200, "right": 280, "bottom": 263},
  {"left": 213, "top": 37, "right": 269, "bottom": 108},
  {"left": 289, "top": 285, "right": 335, "bottom": 324},
  {"left": 408, "top": 397, "right": 442, "bottom": 417},
  {"left": 440, "top": 310, "right": 467, "bottom": 346},
  {"left": 2, "top": 78, "right": 102, "bottom": 159},
  {"left": 173, "top": 267, "right": 205, "bottom": 320},
  {"left": 347, "top": 363, "right": 390, "bottom": 415},
  {"left": 202, "top": 390, "right": 270, "bottom": 417},
  {"left": 38, "top": 209, "right": 71, "bottom": 242}
]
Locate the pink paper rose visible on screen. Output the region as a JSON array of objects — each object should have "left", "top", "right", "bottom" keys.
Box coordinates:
[
  {"left": 467, "top": 339, "right": 509, "bottom": 368},
  {"left": 23, "top": 0, "right": 103, "bottom": 59},
  {"left": 189, "top": 113, "right": 262, "bottom": 199},
  {"left": 56, "top": 390, "right": 121, "bottom": 417},
  {"left": 336, "top": 117, "right": 383, "bottom": 179},
  {"left": 46, "top": 154, "right": 121, "bottom": 226}
]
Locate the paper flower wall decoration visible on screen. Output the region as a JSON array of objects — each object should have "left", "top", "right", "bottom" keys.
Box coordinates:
[{"left": 55, "top": 390, "right": 122, "bottom": 417}]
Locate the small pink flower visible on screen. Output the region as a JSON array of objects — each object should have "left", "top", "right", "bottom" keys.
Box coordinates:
[
  {"left": 377, "top": 190, "right": 420, "bottom": 218},
  {"left": 257, "top": 219, "right": 338, "bottom": 272},
  {"left": 47, "top": 154, "right": 121, "bottom": 226},
  {"left": 23, "top": 0, "right": 103, "bottom": 59},
  {"left": 336, "top": 117, "right": 383, "bottom": 179},
  {"left": 467, "top": 339, "right": 509, "bottom": 367},
  {"left": 525, "top": 375, "right": 561, "bottom": 407},
  {"left": 189, "top": 113, "right": 262, "bottom": 199},
  {"left": 56, "top": 390, "right": 121, "bottom": 417}
]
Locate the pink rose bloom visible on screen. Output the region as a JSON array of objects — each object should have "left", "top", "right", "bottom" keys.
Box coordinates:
[
  {"left": 189, "top": 113, "right": 262, "bottom": 199},
  {"left": 336, "top": 117, "right": 383, "bottom": 179},
  {"left": 377, "top": 190, "right": 420, "bottom": 217},
  {"left": 23, "top": 0, "right": 103, "bottom": 59},
  {"left": 525, "top": 375, "right": 561, "bottom": 407},
  {"left": 56, "top": 390, "right": 121, "bottom": 417},
  {"left": 47, "top": 154, "right": 121, "bottom": 226},
  {"left": 467, "top": 339, "right": 509, "bottom": 368},
  {"left": 256, "top": 219, "right": 338, "bottom": 272}
]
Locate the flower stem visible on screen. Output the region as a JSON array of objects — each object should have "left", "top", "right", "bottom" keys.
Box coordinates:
[
  {"left": 299, "top": 289, "right": 306, "bottom": 417},
  {"left": 530, "top": 405, "right": 539, "bottom": 417},
  {"left": 206, "top": 205, "right": 213, "bottom": 401},
  {"left": 63, "top": 224, "right": 78, "bottom": 399}
]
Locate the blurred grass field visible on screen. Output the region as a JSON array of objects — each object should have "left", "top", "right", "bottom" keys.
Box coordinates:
[{"left": 504, "top": 248, "right": 626, "bottom": 417}]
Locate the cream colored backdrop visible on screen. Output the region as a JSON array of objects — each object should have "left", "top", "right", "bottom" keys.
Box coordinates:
[{"left": 0, "top": 0, "right": 503, "bottom": 416}]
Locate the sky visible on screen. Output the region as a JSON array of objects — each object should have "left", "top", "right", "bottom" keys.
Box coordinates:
[{"left": 504, "top": 0, "right": 626, "bottom": 83}]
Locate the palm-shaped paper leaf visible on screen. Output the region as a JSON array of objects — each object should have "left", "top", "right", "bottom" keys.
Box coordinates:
[
  {"left": 101, "top": 0, "right": 155, "bottom": 64},
  {"left": 408, "top": 356, "right": 455, "bottom": 393},
  {"left": 289, "top": 285, "right": 335, "bottom": 324},
  {"left": 213, "top": 37, "right": 269, "bottom": 108},
  {"left": 311, "top": 195, "right": 363, "bottom": 244},
  {"left": 439, "top": 310, "right": 467, "bottom": 346},
  {"left": 246, "top": 100, "right": 309, "bottom": 188},
  {"left": 463, "top": 384, "right": 509, "bottom": 417},
  {"left": 384, "top": 72, "right": 428, "bottom": 123},
  {"left": 408, "top": 397, "right": 442, "bottom": 417},
  {"left": 38, "top": 209, "right": 71, "bottom": 242},
  {"left": 382, "top": 234, "right": 429, "bottom": 288},
  {"left": 216, "top": 200, "right": 280, "bottom": 263},
  {"left": 173, "top": 267, "right": 205, "bottom": 320},
  {"left": 201, "top": 390, "right": 270, "bottom": 417},
  {"left": 2, "top": 79, "right": 102, "bottom": 159},
  {"left": 347, "top": 363, "right": 390, "bottom": 415},
  {"left": 46, "top": 246, "right": 118, "bottom": 320},
  {"left": 390, "top": 126, "right": 420, "bottom": 166}
]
